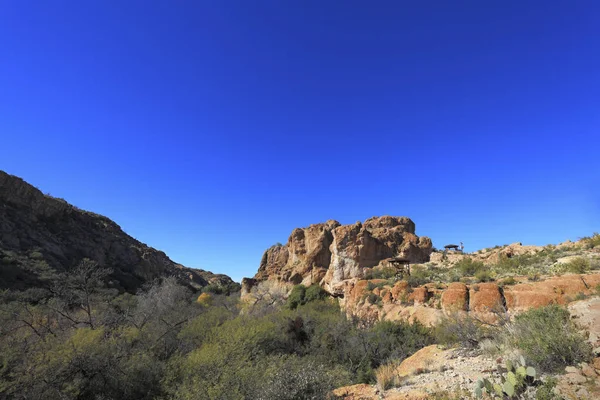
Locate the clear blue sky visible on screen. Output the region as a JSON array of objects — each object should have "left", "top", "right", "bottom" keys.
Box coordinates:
[{"left": 1, "top": 1, "right": 599, "bottom": 282}]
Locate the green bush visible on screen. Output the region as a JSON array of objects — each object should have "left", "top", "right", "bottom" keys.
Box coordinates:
[
  {"left": 407, "top": 265, "right": 430, "bottom": 287},
  {"left": 304, "top": 284, "right": 328, "bottom": 303},
  {"left": 455, "top": 258, "right": 485, "bottom": 277},
  {"left": 475, "top": 269, "right": 493, "bottom": 282},
  {"left": 365, "top": 267, "right": 397, "bottom": 280},
  {"left": 434, "top": 313, "right": 489, "bottom": 349},
  {"left": 201, "top": 282, "right": 241, "bottom": 295},
  {"left": 501, "top": 276, "right": 517, "bottom": 286},
  {"left": 286, "top": 285, "right": 307, "bottom": 309},
  {"left": 502, "top": 305, "right": 592, "bottom": 373},
  {"left": 257, "top": 355, "right": 350, "bottom": 400},
  {"left": 286, "top": 284, "right": 329, "bottom": 309},
  {"left": 582, "top": 232, "right": 600, "bottom": 249},
  {"left": 535, "top": 377, "right": 561, "bottom": 400},
  {"left": 559, "top": 257, "right": 590, "bottom": 274},
  {"left": 367, "top": 293, "right": 380, "bottom": 304}
]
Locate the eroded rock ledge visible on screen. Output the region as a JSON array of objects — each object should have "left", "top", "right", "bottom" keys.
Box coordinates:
[{"left": 342, "top": 273, "right": 600, "bottom": 326}]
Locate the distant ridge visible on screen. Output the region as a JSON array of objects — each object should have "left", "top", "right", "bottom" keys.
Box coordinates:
[{"left": 0, "top": 170, "right": 233, "bottom": 292}]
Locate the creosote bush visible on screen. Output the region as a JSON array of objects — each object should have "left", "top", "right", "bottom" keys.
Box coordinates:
[
  {"left": 455, "top": 258, "right": 485, "bottom": 277},
  {"left": 554, "top": 257, "right": 590, "bottom": 274},
  {"left": 500, "top": 304, "right": 592, "bottom": 373},
  {"left": 286, "top": 284, "right": 328, "bottom": 309},
  {"left": 434, "top": 313, "right": 490, "bottom": 349}
]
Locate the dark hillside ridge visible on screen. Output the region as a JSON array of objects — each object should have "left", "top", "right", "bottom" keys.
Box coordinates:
[{"left": 0, "top": 170, "right": 233, "bottom": 292}]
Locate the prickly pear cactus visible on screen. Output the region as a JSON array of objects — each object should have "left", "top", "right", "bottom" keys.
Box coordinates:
[{"left": 473, "top": 357, "right": 538, "bottom": 399}]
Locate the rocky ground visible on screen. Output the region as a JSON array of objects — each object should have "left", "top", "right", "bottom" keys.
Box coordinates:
[{"left": 334, "top": 296, "right": 600, "bottom": 400}]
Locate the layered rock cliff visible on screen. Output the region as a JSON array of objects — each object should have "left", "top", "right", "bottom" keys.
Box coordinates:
[
  {"left": 249, "top": 216, "right": 433, "bottom": 292},
  {"left": 0, "top": 170, "right": 233, "bottom": 292}
]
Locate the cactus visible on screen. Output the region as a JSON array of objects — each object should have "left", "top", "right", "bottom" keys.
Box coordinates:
[
  {"left": 507, "top": 371, "right": 517, "bottom": 386},
  {"left": 473, "top": 357, "right": 540, "bottom": 399},
  {"left": 493, "top": 383, "right": 503, "bottom": 396},
  {"left": 483, "top": 379, "right": 493, "bottom": 394},
  {"left": 503, "top": 380, "right": 515, "bottom": 397}
]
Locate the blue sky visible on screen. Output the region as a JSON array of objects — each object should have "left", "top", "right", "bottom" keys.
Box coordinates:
[{"left": 1, "top": 1, "right": 599, "bottom": 282}]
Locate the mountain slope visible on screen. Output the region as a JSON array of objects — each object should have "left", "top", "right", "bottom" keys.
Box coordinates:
[{"left": 0, "top": 170, "right": 233, "bottom": 292}]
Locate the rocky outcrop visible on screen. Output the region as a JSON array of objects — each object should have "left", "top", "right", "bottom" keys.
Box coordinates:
[
  {"left": 340, "top": 272, "right": 600, "bottom": 327},
  {"left": 0, "top": 170, "right": 234, "bottom": 292},
  {"left": 254, "top": 220, "right": 340, "bottom": 285},
  {"left": 251, "top": 216, "right": 432, "bottom": 289}
]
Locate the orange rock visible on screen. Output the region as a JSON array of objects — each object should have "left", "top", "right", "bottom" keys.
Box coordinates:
[
  {"left": 252, "top": 216, "right": 432, "bottom": 288},
  {"left": 470, "top": 283, "right": 503, "bottom": 312},
  {"left": 409, "top": 287, "right": 429, "bottom": 305},
  {"left": 332, "top": 384, "right": 376, "bottom": 399},
  {"left": 441, "top": 282, "right": 468, "bottom": 311},
  {"left": 391, "top": 280, "right": 410, "bottom": 301},
  {"left": 396, "top": 345, "right": 445, "bottom": 376},
  {"left": 382, "top": 290, "right": 393, "bottom": 304},
  {"left": 503, "top": 284, "right": 556, "bottom": 312}
]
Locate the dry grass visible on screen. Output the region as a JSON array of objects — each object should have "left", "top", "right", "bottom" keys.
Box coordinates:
[{"left": 375, "top": 362, "right": 402, "bottom": 390}]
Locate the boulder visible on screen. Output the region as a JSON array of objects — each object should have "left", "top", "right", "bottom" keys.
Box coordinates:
[{"left": 441, "top": 283, "right": 468, "bottom": 312}]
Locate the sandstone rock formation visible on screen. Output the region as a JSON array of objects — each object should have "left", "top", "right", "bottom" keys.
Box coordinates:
[
  {"left": 341, "top": 272, "right": 600, "bottom": 327},
  {"left": 251, "top": 216, "right": 432, "bottom": 290},
  {"left": 0, "top": 170, "right": 234, "bottom": 292}
]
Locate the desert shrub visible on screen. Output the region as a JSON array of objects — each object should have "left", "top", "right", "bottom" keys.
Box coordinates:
[
  {"left": 201, "top": 281, "right": 241, "bottom": 295},
  {"left": 178, "top": 306, "right": 236, "bottom": 349},
  {"left": 491, "top": 248, "right": 564, "bottom": 277},
  {"left": 556, "top": 257, "right": 590, "bottom": 274},
  {"left": 474, "top": 269, "right": 493, "bottom": 282},
  {"left": 366, "top": 281, "right": 387, "bottom": 291},
  {"left": 501, "top": 276, "right": 517, "bottom": 286},
  {"left": 434, "top": 313, "right": 491, "bottom": 348},
  {"left": 430, "top": 389, "right": 470, "bottom": 400},
  {"left": 304, "top": 284, "right": 328, "bottom": 303},
  {"left": 574, "top": 292, "right": 587, "bottom": 301},
  {"left": 581, "top": 232, "right": 600, "bottom": 249},
  {"left": 535, "top": 377, "right": 561, "bottom": 400},
  {"left": 286, "top": 284, "right": 307, "bottom": 309},
  {"left": 375, "top": 362, "right": 401, "bottom": 390},
  {"left": 407, "top": 265, "right": 430, "bottom": 287},
  {"left": 286, "top": 284, "right": 329, "bottom": 309},
  {"left": 365, "top": 267, "right": 397, "bottom": 280},
  {"left": 501, "top": 305, "right": 592, "bottom": 373},
  {"left": 258, "top": 355, "right": 350, "bottom": 400},
  {"left": 368, "top": 320, "right": 434, "bottom": 364},
  {"left": 455, "top": 258, "right": 485, "bottom": 277},
  {"left": 367, "top": 293, "right": 380, "bottom": 305},
  {"left": 527, "top": 272, "right": 540, "bottom": 281}
]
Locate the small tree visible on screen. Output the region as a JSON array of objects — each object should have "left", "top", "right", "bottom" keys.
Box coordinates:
[{"left": 50, "top": 258, "right": 112, "bottom": 329}]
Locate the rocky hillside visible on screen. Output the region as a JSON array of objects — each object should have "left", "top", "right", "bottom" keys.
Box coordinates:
[
  {"left": 0, "top": 170, "right": 233, "bottom": 292},
  {"left": 246, "top": 216, "right": 432, "bottom": 293}
]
